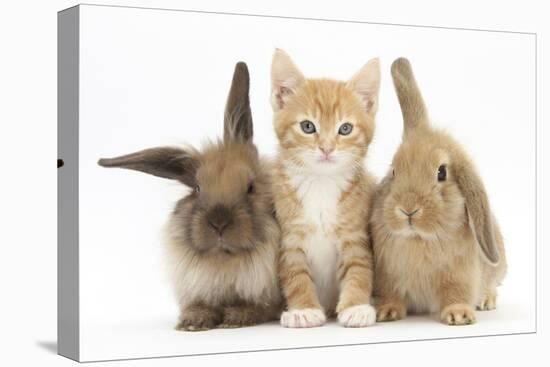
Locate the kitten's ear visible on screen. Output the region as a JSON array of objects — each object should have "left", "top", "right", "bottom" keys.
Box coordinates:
[
  {"left": 347, "top": 58, "right": 381, "bottom": 115},
  {"left": 271, "top": 49, "right": 305, "bottom": 111}
]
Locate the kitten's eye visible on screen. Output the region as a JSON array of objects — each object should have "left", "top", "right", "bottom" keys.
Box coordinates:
[
  {"left": 247, "top": 182, "right": 255, "bottom": 194},
  {"left": 392, "top": 169, "right": 395, "bottom": 177},
  {"left": 300, "top": 120, "right": 316, "bottom": 134},
  {"left": 194, "top": 185, "right": 201, "bottom": 193},
  {"left": 437, "top": 165, "right": 447, "bottom": 182},
  {"left": 338, "top": 122, "right": 353, "bottom": 136}
]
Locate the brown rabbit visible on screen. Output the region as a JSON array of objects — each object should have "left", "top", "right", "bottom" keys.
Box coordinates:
[
  {"left": 370, "top": 58, "right": 507, "bottom": 325},
  {"left": 98, "top": 62, "right": 281, "bottom": 331}
]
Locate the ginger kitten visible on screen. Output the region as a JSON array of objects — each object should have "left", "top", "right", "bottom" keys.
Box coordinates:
[{"left": 271, "top": 49, "right": 380, "bottom": 327}]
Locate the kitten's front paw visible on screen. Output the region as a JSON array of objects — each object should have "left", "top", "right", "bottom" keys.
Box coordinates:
[
  {"left": 280, "top": 308, "right": 326, "bottom": 328},
  {"left": 376, "top": 302, "right": 407, "bottom": 322},
  {"left": 337, "top": 304, "right": 376, "bottom": 327},
  {"left": 440, "top": 303, "right": 476, "bottom": 326}
]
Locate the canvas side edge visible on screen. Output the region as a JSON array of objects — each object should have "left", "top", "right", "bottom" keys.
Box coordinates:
[{"left": 58, "top": 5, "right": 80, "bottom": 362}]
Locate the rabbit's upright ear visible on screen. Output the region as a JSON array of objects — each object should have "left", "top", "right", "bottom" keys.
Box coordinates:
[
  {"left": 224, "top": 62, "right": 253, "bottom": 144},
  {"left": 98, "top": 147, "right": 199, "bottom": 187},
  {"left": 455, "top": 160, "right": 500, "bottom": 265},
  {"left": 391, "top": 57, "right": 430, "bottom": 137}
]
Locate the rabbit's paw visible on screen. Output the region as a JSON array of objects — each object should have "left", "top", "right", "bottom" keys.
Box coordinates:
[
  {"left": 219, "top": 306, "right": 261, "bottom": 328},
  {"left": 441, "top": 303, "right": 476, "bottom": 325},
  {"left": 477, "top": 290, "right": 497, "bottom": 311},
  {"left": 175, "top": 308, "right": 221, "bottom": 331},
  {"left": 376, "top": 302, "right": 407, "bottom": 322}
]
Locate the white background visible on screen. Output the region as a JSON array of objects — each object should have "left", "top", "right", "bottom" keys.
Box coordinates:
[
  {"left": 0, "top": 0, "right": 547, "bottom": 366},
  {"left": 78, "top": 4, "right": 536, "bottom": 361}
]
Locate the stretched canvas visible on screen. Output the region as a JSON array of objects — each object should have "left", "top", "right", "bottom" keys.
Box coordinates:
[{"left": 58, "top": 4, "right": 537, "bottom": 362}]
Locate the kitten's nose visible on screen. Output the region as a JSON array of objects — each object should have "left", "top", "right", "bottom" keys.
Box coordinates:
[
  {"left": 207, "top": 205, "right": 233, "bottom": 235},
  {"left": 319, "top": 146, "right": 335, "bottom": 156}
]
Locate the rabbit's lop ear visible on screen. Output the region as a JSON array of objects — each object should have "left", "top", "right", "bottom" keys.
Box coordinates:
[
  {"left": 391, "top": 57, "right": 429, "bottom": 137},
  {"left": 456, "top": 161, "right": 500, "bottom": 265},
  {"left": 98, "top": 147, "right": 199, "bottom": 187},
  {"left": 224, "top": 62, "right": 253, "bottom": 144}
]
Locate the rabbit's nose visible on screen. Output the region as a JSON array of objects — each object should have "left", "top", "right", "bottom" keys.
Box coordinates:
[
  {"left": 399, "top": 208, "right": 420, "bottom": 217},
  {"left": 398, "top": 207, "right": 421, "bottom": 226},
  {"left": 208, "top": 220, "right": 229, "bottom": 235},
  {"left": 207, "top": 205, "right": 233, "bottom": 235}
]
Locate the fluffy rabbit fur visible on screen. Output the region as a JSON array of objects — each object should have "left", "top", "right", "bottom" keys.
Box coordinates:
[
  {"left": 98, "top": 62, "right": 281, "bottom": 331},
  {"left": 370, "top": 58, "right": 507, "bottom": 325}
]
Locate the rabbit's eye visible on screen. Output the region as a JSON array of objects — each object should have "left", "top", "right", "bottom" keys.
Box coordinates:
[
  {"left": 300, "top": 120, "right": 316, "bottom": 134},
  {"left": 338, "top": 122, "right": 353, "bottom": 136},
  {"left": 392, "top": 169, "right": 395, "bottom": 177},
  {"left": 194, "top": 185, "right": 201, "bottom": 193},
  {"left": 437, "top": 165, "right": 447, "bottom": 182},
  {"left": 247, "top": 183, "right": 255, "bottom": 194}
]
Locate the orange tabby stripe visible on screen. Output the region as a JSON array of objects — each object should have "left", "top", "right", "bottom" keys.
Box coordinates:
[
  {"left": 336, "top": 239, "right": 374, "bottom": 312},
  {"left": 335, "top": 173, "right": 375, "bottom": 313},
  {"left": 279, "top": 247, "right": 321, "bottom": 310}
]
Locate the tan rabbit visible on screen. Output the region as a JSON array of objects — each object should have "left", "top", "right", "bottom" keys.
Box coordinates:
[
  {"left": 370, "top": 58, "right": 507, "bottom": 325},
  {"left": 98, "top": 62, "right": 281, "bottom": 331}
]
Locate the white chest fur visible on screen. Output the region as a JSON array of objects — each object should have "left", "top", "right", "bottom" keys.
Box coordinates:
[
  {"left": 287, "top": 166, "right": 353, "bottom": 312},
  {"left": 167, "top": 248, "right": 279, "bottom": 308},
  {"left": 163, "top": 221, "right": 280, "bottom": 309}
]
